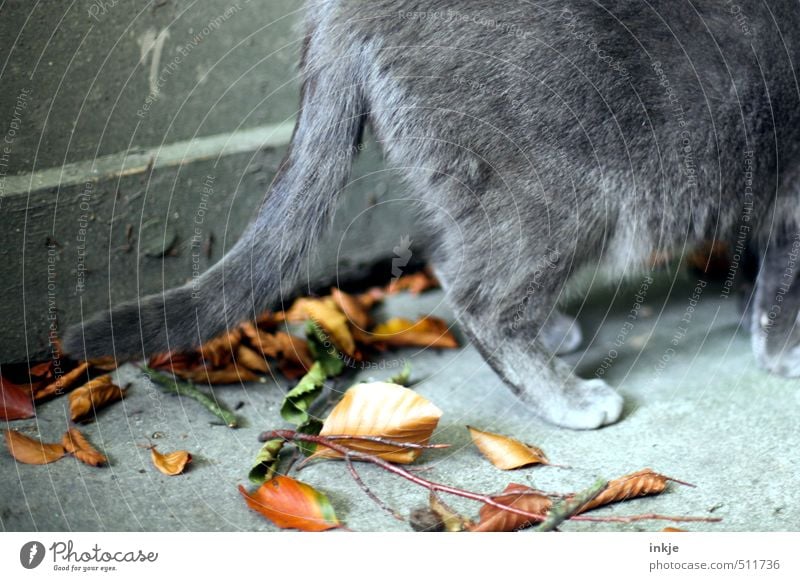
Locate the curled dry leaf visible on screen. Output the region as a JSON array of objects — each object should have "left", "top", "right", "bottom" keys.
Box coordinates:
[
  {"left": 4, "top": 429, "right": 66, "bottom": 465},
  {"left": 662, "top": 527, "right": 688, "bottom": 532},
  {"left": 285, "top": 297, "right": 356, "bottom": 356},
  {"left": 180, "top": 363, "right": 260, "bottom": 385},
  {"left": 235, "top": 344, "right": 270, "bottom": 373},
  {"left": 148, "top": 351, "right": 197, "bottom": 374},
  {"left": 313, "top": 382, "right": 442, "bottom": 464},
  {"left": 239, "top": 475, "right": 340, "bottom": 531},
  {"left": 61, "top": 428, "right": 108, "bottom": 467},
  {"left": 331, "top": 288, "right": 372, "bottom": 329},
  {"left": 87, "top": 356, "right": 120, "bottom": 372},
  {"left": 470, "top": 483, "right": 552, "bottom": 532},
  {"left": 575, "top": 468, "right": 674, "bottom": 513},
  {"left": 0, "top": 376, "right": 35, "bottom": 420},
  {"left": 34, "top": 362, "right": 90, "bottom": 402},
  {"left": 369, "top": 316, "right": 458, "bottom": 349},
  {"left": 198, "top": 329, "right": 242, "bottom": 367},
  {"left": 386, "top": 270, "right": 439, "bottom": 295},
  {"left": 68, "top": 375, "right": 125, "bottom": 423},
  {"left": 151, "top": 448, "right": 192, "bottom": 476},
  {"left": 467, "top": 426, "right": 548, "bottom": 470}
]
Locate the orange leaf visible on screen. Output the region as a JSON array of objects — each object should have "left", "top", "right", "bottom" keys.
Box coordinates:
[
  {"left": 575, "top": 469, "right": 673, "bottom": 513},
  {"left": 662, "top": 527, "right": 688, "bottom": 532},
  {"left": 0, "top": 376, "right": 35, "bottom": 420},
  {"left": 467, "top": 426, "right": 549, "bottom": 470},
  {"left": 151, "top": 448, "right": 192, "bottom": 475},
  {"left": 4, "top": 429, "right": 66, "bottom": 465},
  {"left": 179, "top": 363, "right": 260, "bottom": 384},
  {"left": 239, "top": 476, "right": 340, "bottom": 531},
  {"left": 386, "top": 270, "right": 439, "bottom": 295},
  {"left": 313, "top": 382, "right": 442, "bottom": 464},
  {"left": 470, "top": 484, "right": 552, "bottom": 532},
  {"left": 331, "top": 288, "right": 372, "bottom": 329},
  {"left": 369, "top": 316, "right": 458, "bottom": 349},
  {"left": 87, "top": 356, "right": 120, "bottom": 372},
  {"left": 68, "top": 375, "right": 125, "bottom": 423},
  {"left": 34, "top": 362, "right": 90, "bottom": 402},
  {"left": 61, "top": 428, "right": 107, "bottom": 467},
  {"left": 198, "top": 329, "right": 242, "bottom": 367},
  {"left": 235, "top": 344, "right": 270, "bottom": 373},
  {"left": 285, "top": 297, "right": 356, "bottom": 356}
]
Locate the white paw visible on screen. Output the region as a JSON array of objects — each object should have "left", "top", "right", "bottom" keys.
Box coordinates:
[{"left": 546, "top": 378, "right": 624, "bottom": 430}]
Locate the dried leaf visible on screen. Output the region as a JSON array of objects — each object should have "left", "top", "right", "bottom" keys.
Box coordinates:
[
  {"left": 386, "top": 270, "right": 439, "bottom": 295},
  {"left": 4, "top": 430, "right": 66, "bottom": 465},
  {"left": 248, "top": 439, "right": 285, "bottom": 484},
  {"left": 355, "top": 287, "right": 385, "bottom": 310},
  {"left": 575, "top": 469, "right": 672, "bottom": 513},
  {"left": 68, "top": 375, "right": 125, "bottom": 423},
  {"left": 313, "top": 382, "right": 442, "bottom": 464},
  {"left": 151, "top": 448, "right": 192, "bottom": 475},
  {"left": 241, "top": 324, "right": 314, "bottom": 376},
  {"left": 198, "top": 329, "right": 242, "bottom": 367},
  {"left": 662, "top": 527, "right": 687, "bottom": 532},
  {"left": 280, "top": 362, "right": 326, "bottom": 426},
  {"left": 148, "top": 351, "right": 197, "bottom": 373},
  {"left": 239, "top": 476, "right": 340, "bottom": 531},
  {"left": 87, "top": 356, "right": 120, "bottom": 372},
  {"left": 470, "top": 484, "right": 552, "bottom": 532},
  {"left": 34, "top": 362, "right": 90, "bottom": 402},
  {"left": 0, "top": 376, "right": 35, "bottom": 420},
  {"left": 235, "top": 344, "right": 269, "bottom": 373},
  {"left": 331, "top": 288, "right": 372, "bottom": 329},
  {"left": 179, "top": 363, "right": 260, "bottom": 384},
  {"left": 61, "top": 428, "right": 107, "bottom": 467},
  {"left": 467, "top": 426, "right": 548, "bottom": 470},
  {"left": 287, "top": 297, "right": 356, "bottom": 356},
  {"left": 369, "top": 316, "right": 458, "bottom": 349}
]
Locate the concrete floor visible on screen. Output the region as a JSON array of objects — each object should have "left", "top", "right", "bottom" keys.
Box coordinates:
[{"left": 2, "top": 275, "right": 799, "bottom": 532}]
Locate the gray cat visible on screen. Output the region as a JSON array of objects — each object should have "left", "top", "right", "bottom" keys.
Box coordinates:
[{"left": 63, "top": 0, "right": 800, "bottom": 429}]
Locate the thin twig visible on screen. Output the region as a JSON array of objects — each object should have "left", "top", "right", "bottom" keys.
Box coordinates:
[
  {"left": 260, "top": 430, "right": 722, "bottom": 526},
  {"left": 536, "top": 479, "right": 607, "bottom": 532},
  {"left": 345, "top": 455, "right": 405, "bottom": 522},
  {"left": 318, "top": 434, "right": 450, "bottom": 449}
]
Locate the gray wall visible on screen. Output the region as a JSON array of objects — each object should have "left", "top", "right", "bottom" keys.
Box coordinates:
[{"left": 0, "top": 0, "right": 419, "bottom": 363}]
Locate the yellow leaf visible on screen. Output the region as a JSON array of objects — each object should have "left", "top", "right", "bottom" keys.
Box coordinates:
[
  {"left": 151, "top": 448, "right": 192, "bottom": 475},
  {"left": 4, "top": 429, "right": 66, "bottom": 465},
  {"left": 286, "top": 297, "right": 356, "bottom": 356},
  {"left": 313, "top": 382, "right": 442, "bottom": 464},
  {"left": 369, "top": 316, "right": 458, "bottom": 349},
  {"left": 467, "top": 426, "right": 549, "bottom": 470},
  {"left": 239, "top": 475, "right": 340, "bottom": 531}
]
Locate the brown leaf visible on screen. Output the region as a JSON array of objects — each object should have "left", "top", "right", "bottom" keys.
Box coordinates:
[
  {"left": 662, "top": 527, "right": 688, "bottom": 532},
  {"left": 87, "top": 356, "right": 120, "bottom": 372},
  {"left": 34, "top": 362, "right": 91, "bottom": 402},
  {"left": 355, "top": 287, "right": 385, "bottom": 310},
  {"left": 239, "top": 476, "right": 340, "bottom": 531},
  {"left": 61, "top": 428, "right": 108, "bottom": 467},
  {"left": 148, "top": 351, "right": 198, "bottom": 374},
  {"left": 4, "top": 429, "right": 66, "bottom": 465},
  {"left": 386, "top": 269, "right": 439, "bottom": 294},
  {"left": 241, "top": 325, "right": 314, "bottom": 372},
  {"left": 0, "top": 376, "right": 35, "bottom": 420},
  {"left": 151, "top": 448, "right": 192, "bottom": 475},
  {"left": 235, "top": 344, "right": 270, "bottom": 373},
  {"left": 198, "top": 329, "right": 242, "bottom": 367},
  {"left": 312, "top": 382, "right": 442, "bottom": 464},
  {"left": 68, "top": 375, "right": 125, "bottom": 423},
  {"left": 331, "top": 288, "right": 372, "bottom": 329},
  {"left": 179, "top": 363, "right": 260, "bottom": 384},
  {"left": 467, "top": 426, "right": 548, "bottom": 470},
  {"left": 255, "top": 310, "right": 283, "bottom": 329},
  {"left": 575, "top": 469, "right": 673, "bottom": 513},
  {"left": 470, "top": 484, "right": 552, "bottom": 532},
  {"left": 368, "top": 316, "right": 458, "bottom": 349},
  {"left": 285, "top": 297, "right": 356, "bottom": 356}
]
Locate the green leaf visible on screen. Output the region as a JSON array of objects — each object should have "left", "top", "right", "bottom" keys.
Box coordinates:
[
  {"left": 387, "top": 361, "right": 412, "bottom": 386},
  {"left": 297, "top": 418, "right": 323, "bottom": 456},
  {"left": 248, "top": 439, "right": 285, "bottom": 484},
  {"left": 305, "top": 321, "right": 345, "bottom": 377},
  {"left": 280, "top": 362, "right": 326, "bottom": 425}
]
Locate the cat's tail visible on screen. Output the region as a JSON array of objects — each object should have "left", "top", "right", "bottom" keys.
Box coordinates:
[{"left": 62, "top": 36, "right": 368, "bottom": 361}]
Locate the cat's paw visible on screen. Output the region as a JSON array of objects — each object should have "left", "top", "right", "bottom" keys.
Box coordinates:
[{"left": 543, "top": 378, "right": 624, "bottom": 430}]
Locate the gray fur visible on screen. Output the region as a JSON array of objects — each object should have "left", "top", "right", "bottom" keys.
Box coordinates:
[{"left": 64, "top": 0, "right": 800, "bottom": 429}]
